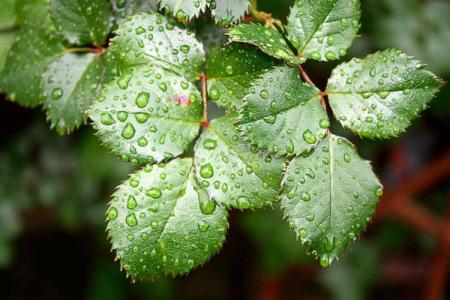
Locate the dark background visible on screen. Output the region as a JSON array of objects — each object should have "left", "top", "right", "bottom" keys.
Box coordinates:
[{"left": 0, "top": 0, "right": 449, "bottom": 299}]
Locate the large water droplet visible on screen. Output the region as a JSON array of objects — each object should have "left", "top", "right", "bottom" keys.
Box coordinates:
[
  {"left": 126, "top": 213, "right": 138, "bottom": 227},
  {"left": 146, "top": 188, "right": 162, "bottom": 199},
  {"left": 200, "top": 163, "right": 214, "bottom": 178},
  {"left": 122, "top": 123, "right": 136, "bottom": 139}
]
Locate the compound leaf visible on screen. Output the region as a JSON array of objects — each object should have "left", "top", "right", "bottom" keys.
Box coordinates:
[
  {"left": 238, "top": 66, "right": 329, "bottom": 157},
  {"left": 110, "top": 13, "right": 205, "bottom": 78},
  {"left": 194, "top": 114, "right": 284, "bottom": 209},
  {"left": 212, "top": 0, "right": 250, "bottom": 25},
  {"left": 327, "top": 49, "right": 444, "bottom": 139},
  {"left": 107, "top": 158, "right": 228, "bottom": 280},
  {"left": 286, "top": 0, "right": 361, "bottom": 61},
  {"left": 89, "top": 65, "right": 202, "bottom": 165},
  {"left": 49, "top": 0, "right": 113, "bottom": 46},
  {"left": 206, "top": 43, "right": 278, "bottom": 111},
  {"left": 227, "top": 23, "right": 303, "bottom": 65},
  {"left": 0, "top": 24, "right": 65, "bottom": 107},
  {"left": 41, "top": 52, "right": 105, "bottom": 134},
  {"left": 281, "top": 134, "right": 382, "bottom": 267}
]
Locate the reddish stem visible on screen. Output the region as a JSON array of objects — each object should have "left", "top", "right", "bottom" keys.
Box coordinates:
[
  {"left": 200, "top": 72, "right": 209, "bottom": 128},
  {"left": 297, "top": 65, "right": 328, "bottom": 113}
]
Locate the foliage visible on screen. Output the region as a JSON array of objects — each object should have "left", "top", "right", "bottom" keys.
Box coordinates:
[{"left": 0, "top": 0, "right": 443, "bottom": 281}]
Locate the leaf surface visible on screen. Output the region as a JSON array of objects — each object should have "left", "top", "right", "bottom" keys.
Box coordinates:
[
  {"left": 194, "top": 114, "right": 284, "bottom": 209},
  {"left": 111, "top": 0, "right": 158, "bottom": 22},
  {"left": 107, "top": 158, "right": 228, "bottom": 280},
  {"left": 89, "top": 65, "right": 202, "bottom": 165},
  {"left": 227, "top": 23, "right": 303, "bottom": 65},
  {"left": 238, "top": 66, "right": 329, "bottom": 156},
  {"left": 212, "top": 0, "right": 249, "bottom": 25},
  {"left": 281, "top": 134, "right": 382, "bottom": 266},
  {"left": 49, "top": 0, "right": 113, "bottom": 45},
  {"left": 110, "top": 13, "right": 205, "bottom": 77},
  {"left": 327, "top": 49, "right": 444, "bottom": 139},
  {"left": 42, "top": 52, "right": 105, "bottom": 134},
  {"left": 206, "top": 44, "right": 278, "bottom": 111},
  {"left": 0, "top": 24, "right": 64, "bottom": 107},
  {"left": 286, "top": 0, "right": 361, "bottom": 61}
]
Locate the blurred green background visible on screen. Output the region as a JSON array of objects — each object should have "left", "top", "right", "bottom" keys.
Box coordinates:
[{"left": 0, "top": 0, "right": 449, "bottom": 299}]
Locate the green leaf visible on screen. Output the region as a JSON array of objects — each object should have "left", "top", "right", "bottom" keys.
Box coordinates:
[
  {"left": 194, "top": 114, "right": 284, "bottom": 209},
  {"left": 238, "top": 66, "right": 329, "bottom": 156},
  {"left": 206, "top": 44, "right": 278, "bottom": 111},
  {"left": 227, "top": 23, "right": 303, "bottom": 65},
  {"left": 0, "top": 24, "right": 65, "bottom": 107},
  {"left": 107, "top": 158, "right": 228, "bottom": 280},
  {"left": 89, "top": 64, "right": 202, "bottom": 165},
  {"left": 159, "top": 0, "right": 208, "bottom": 20},
  {"left": 110, "top": 13, "right": 205, "bottom": 77},
  {"left": 0, "top": 31, "right": 17, "bottom": 71},
  {"left": 327, "top": 49, "right": 444, "bottom": 139},
  {"left": 111, "top": 0, "right": 158, "bottom": 22},
  {"left": 15, "top": 0, "right": 50, "bottom": 26},
  {"left": 160, "top": 0, "right": 249, "bottom": 25},
  {"left": 281, "top": 134, "right": 382, "bottom": 267},
  {"left": 0, "top": 0, "right": 16, "bottom": 31},
  {"left": 286, "top": 0, "right": 361, "bottom": 61},
  {"left": 212, "top": 0, "right": 250, "bottom": 25},
  {"left": 49, "top": 0, "right": 113, "bottom": 46},
  {"left": 41, "top": 52, "right": 105, "bottom": 134}
]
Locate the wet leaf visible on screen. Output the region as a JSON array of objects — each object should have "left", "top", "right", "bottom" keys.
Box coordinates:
[
  {"left": 107, "top": 158, "right": 228, "bottom": 280},
  {"left": 286, "top": 0, "right": 361, "bottom": 61},
  {"left": 327, "top": 49, "right": 444, "bottom": 139},
  {"left": 206, "top": 44, "right": 278, "bottom": 111},
  {"left": 281, "top": 134, "right": 382, "bottom": 267},
  {"left": 194, "top": 114, "right": 285, "bottom": 209},
  {"left": 238, "top": 66, "right": 328, "bottom": 156}
]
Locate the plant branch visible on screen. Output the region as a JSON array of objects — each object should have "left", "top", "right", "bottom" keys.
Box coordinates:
[
  {"left": 200, "top": 72, "right": 209, "bottom": 128},
  {"left": 297, "top": 65, "right": 328, "bottom": 111}
]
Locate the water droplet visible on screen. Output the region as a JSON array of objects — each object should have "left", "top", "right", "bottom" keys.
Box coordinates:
[
  {"left": 319, "top": 118, "right": 330, "bottom": 129},
  {"left": 299, "top": 228, "right": 308, "bottom": 238},
  {"left": 260, "top": 89, "right": 269, "bottom": 99},
  {"left": 100, "top": 113, "right": 115, "bottom": 125},
  {"left": 200, "top": 200, "right": 216, "bottom": 215},
  {"left": 127, "top": 195, "right": 137, "bottom": 210},
  {"left": 122, "top": 123, "right": 136, "bottom": 139},
  {"left": 126, "top": 213, "right": 138, "bottom": 227},
  {"left": 51, "top": 88, "right": 63, "bottom": 100},
  {"left": 200, "top": 163, "right": 214, "bottom": 178},
  {"left": 343, "top": 153, "right": 351, "bottom": 163},
  {"left": 303, "top": 130, "right": 317, "bottom": 144},
  {"left": 203, "top": 138, "right": 217, "bottom": 150},
  {"left": 225, "top": 65, "right": 234, "bottom": 75},
  {"left": 198, "top": 221, "right": 209, "bottom": 232},
  {"left": 135, "top": 92, "right": 149, "bottom": 108},
  {"left": 209, "top": 85, "right": 220, "bottom": 100},
  {"left": 107, "top": 207, "right": 118, "bottom": 220},
  {"left": 375, "top": 186, "right": 383, "bottom": 197},
  {"left": 301, "top": 192, "right": 311, "bottom": 202},
  {"left": 146, "top": 188, "right": 162, "bottom": 199}
]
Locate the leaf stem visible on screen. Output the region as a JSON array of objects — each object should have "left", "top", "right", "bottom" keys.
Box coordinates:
[
  {"left": 200, "top": 72, "right": 209, "bottom": 128},
  {"left": 65, "top": 46, "right": 106, "bottom": 56},
  {"left": 297, "top": 65, "right": 328, "bottom": 110}
]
